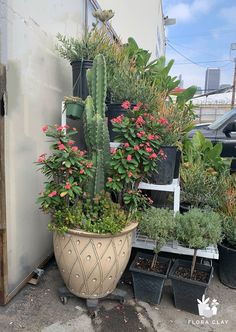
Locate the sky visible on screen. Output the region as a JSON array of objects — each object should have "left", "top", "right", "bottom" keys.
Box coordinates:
[{"left": 163, "top": 0, "right": 236, "bottom": 90}]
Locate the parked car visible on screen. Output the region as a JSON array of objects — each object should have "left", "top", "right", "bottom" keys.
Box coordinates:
[{"left": 189, "top": 108, "right": 236, "bottom": 171}]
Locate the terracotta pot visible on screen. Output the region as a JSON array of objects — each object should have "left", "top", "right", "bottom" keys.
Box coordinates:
[{"left": 53, "top": 222, "right": 138, "bottom": 299}]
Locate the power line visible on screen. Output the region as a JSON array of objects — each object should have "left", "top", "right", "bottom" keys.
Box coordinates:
[
  {"left": 167, "top": 42, "right": 233, "bottom": 69},
  {"left": 167, "top": 39, "right": 225, "bottom": 60},
  {"left": 174, "top": 60, "right": 232, "bottom": 65},
  {"left": 167, "top": 42, "right": 208, "bottom": 68}
]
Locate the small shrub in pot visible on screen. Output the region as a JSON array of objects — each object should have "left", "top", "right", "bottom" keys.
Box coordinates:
[
  {"left": 169, "top": 208, "right": 222, "bottom": 314},
  {"left": 176, "top": 208, "right": 222, "bottom": 277},
  {"left": 129, "top": 208, "right": 175, "bottom": 304}
]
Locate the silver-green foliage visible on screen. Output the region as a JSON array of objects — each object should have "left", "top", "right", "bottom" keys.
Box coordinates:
[
  {"left": 222, "top": 216, "right": 236, "bottom": 248},
  {"left": 83, "top": 54, "right": 110, "bottom": 199},
  {"left": 176, "top": 208, "right": 222, "bottom": 249},
  {"left": 139, "top": 208, "right": 176, "bottom": 253}
]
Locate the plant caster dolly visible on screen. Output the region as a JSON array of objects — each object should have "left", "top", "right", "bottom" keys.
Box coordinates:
[
  {"left": 58, "top": 286, "right": 127, "bottom": 317},
  {"left": 58, "top": 286, "right": 74, "bottom": 305},
  {"left": 86, "top": 299, "right": 98, "bottom": 318}
]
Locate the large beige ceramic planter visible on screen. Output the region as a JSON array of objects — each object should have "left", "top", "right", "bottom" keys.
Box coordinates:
[{"left": 53, "top": 222, "right": 138, "bottom": 299}]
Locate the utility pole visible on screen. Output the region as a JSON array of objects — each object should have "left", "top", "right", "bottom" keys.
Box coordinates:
[{"left": 231, "top": 58, "right": 236, "bottom": 108}]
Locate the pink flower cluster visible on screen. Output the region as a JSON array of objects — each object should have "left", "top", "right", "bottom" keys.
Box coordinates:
[
  {"left": 112, "top": 115, "right": 124, "bottom": 124},
  {"left": 121, "top": 100, "right": 131, "bottom": 109},
  {"left": 133, "top": 102, "right": 143, "bottom": 111},
  {"left": 48, "top": 191, "right": 57, "bottom": 197},
  {"left": 42, "top": 124, "right": 77, "bottom": 134},
  {"left": 159, "top": 149, "right": 167, "bottom": 160},
  {"left": 158, "top": 117, "right": 169, "bottom": 126},
  {"left": 136, "top": 116, "right": 145, "bottom": 127},
  {"left": 137, "top": 131, "right": 145, "bottom": 138},
  {"left": 37, "top": 153, "right": 46, "bottom": 163},
  {"left": 65, "top": 182, "right": 71, "bottom": 190}
]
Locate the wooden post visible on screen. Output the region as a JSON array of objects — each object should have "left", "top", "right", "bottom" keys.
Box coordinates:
[
  {"left": 231, "top": 58, "right": 236, "bottom": 108},
  {"left": 0, "top": 64, "right": 7, "bottom": 305}
]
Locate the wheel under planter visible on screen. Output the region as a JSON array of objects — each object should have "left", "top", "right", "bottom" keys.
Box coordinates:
[
  {"left": 218, "top": 242, "right": 236, "bottom": 288},
  {"left": 169, "top": 259, "right": 213, "bottom": 315},
  {"left": 53, "top": 222, "right": 138, "bottom": 299},
  {"left": 129, "top": 252, "right": 172, "bottom": 304}
]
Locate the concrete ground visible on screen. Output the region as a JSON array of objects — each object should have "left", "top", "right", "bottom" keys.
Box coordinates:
[{"left": 0, "top": 257, "right": 235, "bottom": 332}]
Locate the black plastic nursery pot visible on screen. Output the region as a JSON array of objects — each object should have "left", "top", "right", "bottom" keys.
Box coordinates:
[
  {"left": 65, "top": 102, "right": 84, "bottom": 120},
  {"left": 169, "top": 259, "right": 213, "bottom": 315},
  {"left": 71, "top": 60, "right": 93, "bottom": 99},
  {"left": 173, "top": 149, "right": 181, "bottom": 179},
  {"left": 105, "top": 103, "right": 128, "bottom": 141},
  {"left": 180, "top": 202, "right": 191, "bottom": 214},
  {"left": 218, "top": 242, "right": 236, "bottom": 288},
  {"left": 151, "top": 146, "right": 178, "bottom": 185},
  {"left": 129, "top": 252, "right": 172, "bottom": 305}
]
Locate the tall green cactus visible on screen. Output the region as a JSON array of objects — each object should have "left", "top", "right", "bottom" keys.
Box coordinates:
[{"left": 83, "top": 54, "right": 110, "bottom": 199}]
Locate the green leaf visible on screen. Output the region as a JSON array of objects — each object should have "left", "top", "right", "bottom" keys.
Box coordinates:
[{"left": 65, "top": 161, "right": 71, "bottom": 168}]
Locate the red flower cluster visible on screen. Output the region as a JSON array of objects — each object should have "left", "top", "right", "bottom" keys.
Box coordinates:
[
  {"left": 133, "top": 102, "right": 143, "bottom": 111},
  {"left": 86, "top": 162, "right": 93, "bottom": 168},
  {"left": 137, "top": 131, "right": 145, "bottom": 138},
  {"left": 121, "top": 100, "right": 131, "bottom": 109},
  {"left": 158, "top": 117, "right": 169, "bottom": 126},
  {"left": 159, "top": 149, "right": 167, "bottom": 160},
  {"left": 112, "top": 115, "right": 124, "bottom": 124},
  {"left": 136, "top": 116, "right": 145, "bottom": 127},
  {"left": 37, "top": 153, "right": 46, "bottom": 163},
  {"left": 65, "top": 182, "right": 71, "bottom": 190},
  {"left": 48, "top": 191, "right": 57, "bottom": 197},
  {"left": 149, "top": 153, "right": 157, "bottom": 159}
]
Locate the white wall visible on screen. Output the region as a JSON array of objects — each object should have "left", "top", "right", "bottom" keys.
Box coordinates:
[
  {"left": 0, "top": 0, "right": 96, "bottom": 296},
  {"left": 98, "top": 0, "right": 166, "bottom": 58}
]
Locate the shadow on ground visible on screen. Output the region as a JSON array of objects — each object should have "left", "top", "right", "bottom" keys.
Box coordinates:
[{"left": 0, "top": 258, "right": 235, "bottom": 332}]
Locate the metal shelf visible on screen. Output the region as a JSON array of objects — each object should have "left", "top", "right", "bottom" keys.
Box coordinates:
[
  {"left": 63, "top": 112, "right": 216, "bottom": 259},
  {"left": 132, "top": 230, "right": 219, "bottom": 259}
]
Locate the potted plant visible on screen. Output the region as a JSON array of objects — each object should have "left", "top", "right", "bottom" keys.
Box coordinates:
[
  {"left": 149, "top": 85, "right": 197, "bottom": 186},
  {"left": 56, "top": 9, "right": 114, "bottom": 99},
  {"left": 180, "top": 131, "right": 230, "bottom": 212},
  {"left": 106, "top": 63, "right": 157, "bottom": 141},
  {"left": 218, "top": 175, "right": 236, "bottom": 288},
  {"left": 180, "top": 162, "right": 227, "bottom": 212},
  {"left": 169, "top": 208, "right": 222, "bottom": 314},
  {"left": 129, "top": 208, "right": 175, "bottom": 304},
  {"left": 64, "top": 96, "right": 84, "bottom": 120},
  {"left": 36, "top": 55, "right": 139, "bottom": 301},
  {"left": 106, "top": 102, "right": 169, "bottom": 209}
]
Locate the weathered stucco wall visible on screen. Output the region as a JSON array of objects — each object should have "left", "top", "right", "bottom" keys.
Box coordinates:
[
  {"left": 98, "top": 0, "right": 166, "bottom": 58},
  {"left": 0, "top": 0, "right": 96, "bottom": 297}
]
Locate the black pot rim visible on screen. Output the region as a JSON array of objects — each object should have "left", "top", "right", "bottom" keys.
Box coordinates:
[
  {"left": 169, "top": 259, "right": 213, "bottom": 286},
  {"left": 218, "top": 241, "right": 236, "bottom": 252},
  {"left": 107, "top": 102, "right": 136, "bottom": 107},
  {"left": 70, "top": 59, "right": 93, "bottom": 65},
  {"left": 129, "top": 252, "right": 172, "bottom": 278}
]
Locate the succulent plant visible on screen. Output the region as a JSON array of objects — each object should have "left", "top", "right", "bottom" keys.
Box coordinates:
[{"left": 83, "top": 54, "right": 110, "bottom": 199}]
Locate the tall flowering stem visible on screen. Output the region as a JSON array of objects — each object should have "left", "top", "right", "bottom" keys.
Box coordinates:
[
  {"left": 36, "top": 125, "right": 93, "bottom": 214},
  {"left": 106, "top": 102, "right": 168, "bottom": 212}
]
